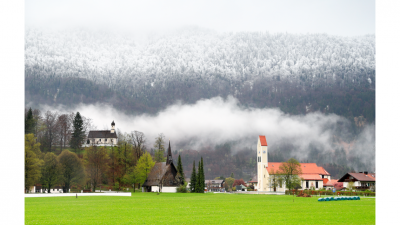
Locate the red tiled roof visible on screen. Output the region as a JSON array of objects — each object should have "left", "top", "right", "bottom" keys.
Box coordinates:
[
  {"left": 324, "top": 179, "right": 339, "bottom": 186},
  {"left": 300, "top": 174, "right": 323, "bottom": 180},
  {"left": 318, "top": 167, "right": 331, "bottom": 176},
  {"left": 267, "top": 162, "right": 329, "bottom": 175},
  {"left": 338, "top": 173, "right": 376, "bottom": 182},
  {"left": 259, "top": 135, "right": 268, "bottom": 146}
]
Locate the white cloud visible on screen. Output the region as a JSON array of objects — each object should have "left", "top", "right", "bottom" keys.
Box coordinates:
[{"left": 35, "top": 96, "right": 375, "bottom": 169}]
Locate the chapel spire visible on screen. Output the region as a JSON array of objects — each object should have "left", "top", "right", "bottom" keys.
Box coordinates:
[{"left": 166, "top": 140, "right": 173, "bottom": 165}]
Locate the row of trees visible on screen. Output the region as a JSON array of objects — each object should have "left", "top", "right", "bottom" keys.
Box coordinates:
[
  {"left": 25, "top": 108, "right": 94, "bottom": 153},
  {"left": 189, "top": 157, "right": 205, "bottom": 193},
  {"left": 25, "top": 113, "right": 193, "bottom": 194},
  {"left": 25, "top": 132, "right": 160, "bottom": 193},
  {"left": 25, "top": 133, "right": 85, "bottom": 193}
]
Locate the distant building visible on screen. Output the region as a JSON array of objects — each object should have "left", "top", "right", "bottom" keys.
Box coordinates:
[
  {"left": 142, "top": 141, "right": 180, "bottom": 193},
  {"left": 323, "top": 179, "right": 340, "bottom": 190},
  {"left": 337, "top": 172, "right": 376, "bottom": 191},
  {"left": 29, "top": 185, "right": 70, "bottom": 193},
  {"left": 205, "top": 180, "right": 225, "bottom": 192},
  {"left": 86, "top": 121, "right": 118, "bottom": 146},
  {"left": 256, "top": 135, "right": 332, "bottom": 192}
]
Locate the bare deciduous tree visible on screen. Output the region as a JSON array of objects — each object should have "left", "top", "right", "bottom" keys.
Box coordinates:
[
  {"left": 57, "top": 114, "right": 72, "bottom": 151},
  {"left": 129, "top": 131, "right": 146, "bottom": 163},
  {"left": 84, "top": 146, "right": 110, "bottom": 192},
  {"left": 43, "top": 110, "right": 59, "bottom": 152}
]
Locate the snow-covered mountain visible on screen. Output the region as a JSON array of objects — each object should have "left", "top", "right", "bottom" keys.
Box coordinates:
[
  {"left": 25, "top": 27, "right": 375, "bottom": 86},
  {"left": 25, "top": 27, "right": 375, "bottom": 120}
]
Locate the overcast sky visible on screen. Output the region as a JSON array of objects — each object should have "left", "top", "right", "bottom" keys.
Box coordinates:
[{"left": 26, "top": 0, "right": 375, "bottom": 36}]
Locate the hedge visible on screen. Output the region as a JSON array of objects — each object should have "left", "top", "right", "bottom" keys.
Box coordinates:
[{"left": 285, "top": 190, "right": 375, "bottom": 196}]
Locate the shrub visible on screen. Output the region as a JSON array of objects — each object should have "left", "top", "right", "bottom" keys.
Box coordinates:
[
  {"left": 232, "top": 187, "right": 236, "bottom": 191},
  {"left": 113, "top": 182, "right": 120, "bottom": 191},
  {"left": 177, "top": 182, "right": 188, "bottom": 193}
]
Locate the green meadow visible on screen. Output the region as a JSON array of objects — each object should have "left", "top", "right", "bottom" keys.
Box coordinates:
[{"left": 25, "top": 193, "right": 375, "bottom": 224}]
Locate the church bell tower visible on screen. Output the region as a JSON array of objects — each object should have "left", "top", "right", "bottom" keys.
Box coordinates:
[
  {"left": 257, "top": 135, "right": 269, "bottom": 191},
  {"left": 111, "top": 120, "right": 115, "bottom": 133}
]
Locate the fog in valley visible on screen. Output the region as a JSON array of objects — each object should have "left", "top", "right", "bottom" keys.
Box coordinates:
[
  {"left": 33, "top": 95, "right": 375, "bottom": 173},
  {"left": 25, "top": 0, "right": 376, "bottom": 177}
]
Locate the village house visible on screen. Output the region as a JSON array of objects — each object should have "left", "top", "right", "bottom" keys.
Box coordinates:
[
  {"left": 323, "top": 179, "right": 342, "bottom": 190},
  {"left": 142, "top": 141, "right": 180, "bottom": 193},
  {"left": 85, "top": 121, "right": 118, "bottom": 146},
  {"left": 337, "top": 172, "right": 376, "bottom": 191},
  {"left": 205, "top": 180, "right": 225, "bottom": 192},
  {"left": 247, "top": 175, "right": 258, "bottom": 189},
  {"left": 256, "top": 135, "right": 332, "bottom": 192}
]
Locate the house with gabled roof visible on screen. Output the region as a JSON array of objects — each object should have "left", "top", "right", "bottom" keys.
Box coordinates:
[
  {"left": 337, "top": 172, "right": 375, "bottom": 191},
  {"left": 256, "top": 135, "right": 332, "bottom": 192},
  {"left": 205, "top": 180, "right": 225, "bottom": 192},
  {"left": 85, "top": 121, "right": 118, "bottom": 146},
  {"left": 142, "top": 141, "right": 180, "bottom": 193},
  {"left": 323, "top": 179, "right": 341, "bottom": 190}
]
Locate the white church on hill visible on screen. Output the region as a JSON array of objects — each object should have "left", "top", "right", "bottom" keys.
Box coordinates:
[
  {"left": 85, "top": 121, "right": 118, "bottom": 147},
  {"left": 256, "top": 135, "right": 331, "bottom": 192}
]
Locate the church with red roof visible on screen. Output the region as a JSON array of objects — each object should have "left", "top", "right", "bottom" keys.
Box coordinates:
[{"left": 256, "top": 135, "right": 332, "bottom": 192}]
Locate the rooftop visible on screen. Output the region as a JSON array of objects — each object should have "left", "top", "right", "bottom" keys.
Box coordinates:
[{"left": 259, "top": 135, "right": 268, "bottom": 146}]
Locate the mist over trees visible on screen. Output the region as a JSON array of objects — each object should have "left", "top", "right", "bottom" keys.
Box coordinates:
[{"left": 25, "top": 27, "right": 375, "bottom": 123}]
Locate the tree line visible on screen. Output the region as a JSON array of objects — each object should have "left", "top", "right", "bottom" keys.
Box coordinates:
[
  {"left": 25, "top": 107, "right": 95, "bottom": 153},
  {"left": 25, "top": 108, "right": 189, "bottom": 193}
]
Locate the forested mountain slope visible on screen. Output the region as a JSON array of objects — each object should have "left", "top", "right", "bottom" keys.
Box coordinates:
[{"left": 25, "top": 27, "right": 375, "bottom": 123}]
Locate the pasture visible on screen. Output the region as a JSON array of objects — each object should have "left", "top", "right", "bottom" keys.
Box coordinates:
[{"left": 25, "top": 192, "right": 375, "bottom": 224}]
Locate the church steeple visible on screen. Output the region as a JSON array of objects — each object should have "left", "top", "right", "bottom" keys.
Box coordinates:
[
  {"left": 166, "top": 140, "right": 173, "bottom": 165},
  {"left": 110, "top": 120, "right": 115, "bottom": 133}
]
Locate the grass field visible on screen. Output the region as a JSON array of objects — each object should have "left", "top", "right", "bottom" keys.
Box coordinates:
[{"left": 25, "top": 193, "right": 375, "bottom": 224}]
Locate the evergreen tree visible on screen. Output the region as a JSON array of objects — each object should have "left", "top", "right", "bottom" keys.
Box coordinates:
[
  {"left": 70, "top": 112, "right": 85, "bottom": 151},
  {"left": 177, "top": 154, "right": 185, "bottom": 185},
  {"left": 25, "top": 108, "right": 34, "bottom": 134},
  {"left": 190, "top": 160, "right": 197, "bottom": 193},
  {"left": 230, "top": 172, "right": 235, "bottom": 178},
  {"left": 196, "top": 161, "right": 201, "bottom": 192},
  {"left": 200, "top": 157, "right": 205, "bottom": 193}
]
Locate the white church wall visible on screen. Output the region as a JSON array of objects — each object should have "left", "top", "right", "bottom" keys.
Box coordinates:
[
  {"left": 150, "top": 186, "right": 177, "bottom": 193},
  {"left": 161, "top": 187, "right": 177, "bottom": 193},
  {"left": 151, "top": 186, "right": 159, "bottom": 192}
]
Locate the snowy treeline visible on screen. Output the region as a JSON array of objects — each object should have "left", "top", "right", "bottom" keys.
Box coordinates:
[{"left": 25, "top": 27, "right": 375, "bottom": 90}]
